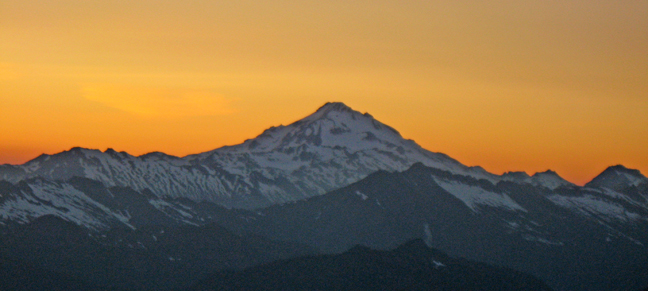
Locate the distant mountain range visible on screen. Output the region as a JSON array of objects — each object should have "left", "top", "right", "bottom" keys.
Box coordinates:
[
  {"left": 1, "top": 102, "right": 647, "bottom": 290},
  {"left": 0, "top": 102, "right": 572, "bottom": 211}
]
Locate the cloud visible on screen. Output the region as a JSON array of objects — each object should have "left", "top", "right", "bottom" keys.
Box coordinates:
[{"left": 81, "top": 84, "right": 236, "bottom": 118}]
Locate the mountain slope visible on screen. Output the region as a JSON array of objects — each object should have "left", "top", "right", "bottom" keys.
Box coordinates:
[
  {"left": 0, "top": 255, "right": 111, "bottom": 291},
  {"left": 224, "top": 163, "right": 648, "bottom": 291},
  {"left": 0, "top": 215, "right": 315, "bottom": 290},
  {"left": 189, "top": 239, "right": 553, "bottom": 291}
]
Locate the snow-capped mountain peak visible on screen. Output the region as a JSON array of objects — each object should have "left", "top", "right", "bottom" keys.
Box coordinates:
[
  {"left": 308, "top": 101, "right": 358, "bottom": 119},
  {"left": 209, "top": 102, "right": 404, "bottom": 154},
  {"left": 187, "top": 102, "right": 502, "bottom": 191}
]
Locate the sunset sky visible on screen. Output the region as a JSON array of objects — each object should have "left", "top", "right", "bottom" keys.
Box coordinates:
[{"left": 1, "top": 0, "right": 647, "bottom": 185}]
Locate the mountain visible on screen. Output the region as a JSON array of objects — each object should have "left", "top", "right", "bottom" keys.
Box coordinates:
[
  {"left": 1, "top": 102, "right": 647, "bottom": 290},
  {"left": 0, "top": 215, "right": 315, "bottom": 290},
  {"left": 189, "top": 239, "right": 554, "bottom": 291},
  {"left": 1, "top": 102, "right": 561, "bottom": 212},
  {"left": 586, "top": 165, "right": 648, "bottom": 190},
  {"left": 222, "top": 162, "right": 648, "bottom": 291},
  {"left": 0, "top": 102, "right": 582, "bottom": 229}
]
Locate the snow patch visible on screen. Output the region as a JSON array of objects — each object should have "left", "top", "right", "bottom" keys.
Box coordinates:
[
  {"left": 549, "top": 194, "right": 643, "bottom": 222},
  {"left": 432, "top": 176, "right": 526, "bottom": 212},
  {"left": 0, "top": 181, "right": 137, "bottom": 230},
  {"left": 355, "top": 190, "right": 368, "bottom": 200},
  {"left": 423, "top": 223, "right": 433, "bottom": 247},
  {"left": 523, "top": 235, "right": 564, "bottom": 246}
]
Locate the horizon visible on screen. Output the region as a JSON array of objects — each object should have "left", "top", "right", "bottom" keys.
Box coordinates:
[{"left": 2, "top": 1, "right": 647, "bottom": 186}]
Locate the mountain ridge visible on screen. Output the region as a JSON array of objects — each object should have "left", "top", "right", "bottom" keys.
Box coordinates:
[
  {"left": 0, "top": 102, "right": 504, "bottom": 209},
  {"left": 5, "top": 102, "right": 632, "bottom": 184},
  {"left": 0, "top": 102, "right": 646, "bottom": 219},
  {"left": 189, "top": 238, "right": 554, "bottom": 291}
]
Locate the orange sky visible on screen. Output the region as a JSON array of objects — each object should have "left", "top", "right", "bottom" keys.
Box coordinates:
[{"left": 1, "top": 0, "right": 647, "bottom": 185}]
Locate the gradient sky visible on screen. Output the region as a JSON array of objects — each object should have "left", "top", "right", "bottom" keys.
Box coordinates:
[{"left": 1, "top": 0, "right": 647, "bottom": 185}]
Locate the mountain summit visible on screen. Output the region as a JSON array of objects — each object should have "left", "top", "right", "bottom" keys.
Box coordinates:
[
  {"left": 201, "top": 101, "right": 405, "bottom": 153},
  {"left": 313, "top": 101, "right": 358, "bottom": 116},
  {"left": 585, "top": 165, "right": 648, "bottom": 189},
  {"left": 180, "top": 102, "right": 505, "bottom": 207}
]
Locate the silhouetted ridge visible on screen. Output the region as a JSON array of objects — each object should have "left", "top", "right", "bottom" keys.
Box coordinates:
[
  {"left": 586, "top": 164, "right": 647, "bottom": 189},
  {"left": 533, "top": 170, "right": 559, "bottom": 177},
  {"left": 189, "top": 239, "right": 554, "bottom": 291},
  {"left": 503, "top": 171, "right": 531, "bottom": 179}
]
